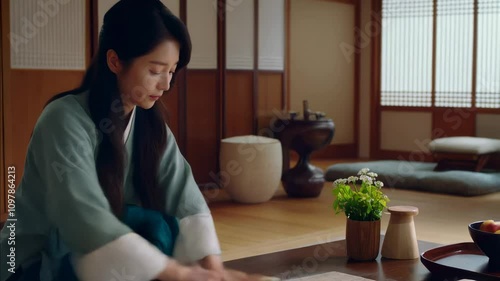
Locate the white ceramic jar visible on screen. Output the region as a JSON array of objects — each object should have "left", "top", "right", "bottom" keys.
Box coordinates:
[{"left": 219, "top": 135, "right": 282, "bottom": 203}]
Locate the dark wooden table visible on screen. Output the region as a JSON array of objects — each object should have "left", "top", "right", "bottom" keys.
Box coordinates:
[{"left": 225, "top": 239, "right": 450, "bottom": 281}]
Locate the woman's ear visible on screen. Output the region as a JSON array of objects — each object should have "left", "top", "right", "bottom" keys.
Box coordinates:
[{"left": 107, "top": 49, "right": 122, "bottom": 74}]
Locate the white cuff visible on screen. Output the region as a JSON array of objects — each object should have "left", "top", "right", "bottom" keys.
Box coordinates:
[
  {"left": 173, "top": 213, "right": 222, "bottom": 263},
  {"left": 74, "top": 233, "right": 168, "bottom": 281}
]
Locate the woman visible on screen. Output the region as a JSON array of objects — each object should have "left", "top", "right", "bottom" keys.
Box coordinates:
[{"left": 0, "top": 0, "right": 259, "bottom": 280}]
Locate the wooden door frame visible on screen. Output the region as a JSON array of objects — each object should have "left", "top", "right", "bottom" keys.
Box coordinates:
[{"left": 1, "top": 0, "right": 8, "bottom": 222}]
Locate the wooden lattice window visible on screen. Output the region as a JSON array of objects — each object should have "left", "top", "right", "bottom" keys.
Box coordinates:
[
  {"left": 381, "top": 0, "right": 500, "bottom": 109},
  {"left": 476, "top": 0, "right": 500, "bottom": 108}
]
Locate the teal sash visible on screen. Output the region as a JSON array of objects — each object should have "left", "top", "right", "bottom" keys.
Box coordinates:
[
  {"left": 122, "top": 205, "right": 179, "bottom": 256},
  {"left": 9, "top": 205, "right": 178, "bottom": 281}
]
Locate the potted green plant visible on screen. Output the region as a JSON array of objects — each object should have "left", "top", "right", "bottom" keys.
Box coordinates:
[{"left": 332, "top": 168, "right": 389, "bottom": 261}]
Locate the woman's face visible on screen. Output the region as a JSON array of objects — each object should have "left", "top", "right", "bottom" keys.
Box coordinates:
[{"left": 110, "top": 40, "right": 180, "bottom": 115}]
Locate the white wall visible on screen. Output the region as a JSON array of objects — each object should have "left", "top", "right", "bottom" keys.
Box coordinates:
[
  {"left": 381, "top": 112, "right": 433, "bottom": 152},
  {"left": 477, "top": 114, "right": 500, "bottom": 139},
  {"left": 162, "top": 0, "right": 180, "bottom": 17},
  {"left": 97, "top": 0, "right": 117, "bottom": 36},
  {"left": 359, "top": 0, "right": 373, "bottom": 158},
  {"left": 290, "top": 0, "right": 355, "bottom": 145}
]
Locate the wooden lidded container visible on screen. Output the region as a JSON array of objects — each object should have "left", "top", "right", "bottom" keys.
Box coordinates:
[{"left": 381, "top": 206, "right": 420, "bottom": 259}]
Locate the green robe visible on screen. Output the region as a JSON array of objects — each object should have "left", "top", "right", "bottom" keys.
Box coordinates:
[{"left": 0, "top": 92, "right": 219, "bottom": 281}]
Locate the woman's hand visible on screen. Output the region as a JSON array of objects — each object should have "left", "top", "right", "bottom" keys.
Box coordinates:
[
  {"left": 222, "top": 269, "right": 262, "bottom": 281},
  {"left": 199, "top": 255, "right": 280, "bottom": 281},
  {"left": 199, "top": 255, "right": 225, "bottom": 273},
  {"left": 222, "top": 269, "right": 281, "bottom": 281},
  {"left": 156, "top": 259, "right": 223, "bottom": 281}
]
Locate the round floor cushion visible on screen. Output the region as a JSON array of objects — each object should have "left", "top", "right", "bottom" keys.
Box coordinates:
[{"left": 325, "top": 160, "right": 500, "bottom": 196}]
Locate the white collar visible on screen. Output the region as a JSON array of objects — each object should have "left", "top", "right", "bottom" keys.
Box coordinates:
[{"left": 123, "top": 106, "right": 136, "bottom": 144}]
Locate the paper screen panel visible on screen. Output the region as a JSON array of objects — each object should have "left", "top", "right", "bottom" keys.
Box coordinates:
[
  {"left": 381, "top": 0, "right": 433, "bottom": 107},
  {"left": 258, "top": 0, "right": 284, "bottom": 71},
  {"left": 226, "top": 0, "right": 254, "bottom": 70},
  {"left": 10, "top": 0, "right": 86, "bottom": 70},
  {"left": 187, "top": 0, "right": 217, "bottom": 69},
  {"left": 435, "top": 0, "right": 474, "bottom": 108},
  {"left": 476, "top": 0, "right": 500, "bottom": 108}
]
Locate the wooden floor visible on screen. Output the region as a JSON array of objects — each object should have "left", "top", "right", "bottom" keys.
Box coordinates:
[{"left": 205, "top": 159, "right": 500, "bottom": 262}]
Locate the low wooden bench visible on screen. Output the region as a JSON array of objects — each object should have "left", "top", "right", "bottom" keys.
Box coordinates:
[{"left": 428, "top": 137, "right": 500, "bottom": 171}]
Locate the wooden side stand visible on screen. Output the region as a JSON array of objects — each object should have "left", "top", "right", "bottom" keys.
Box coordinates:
[
  {"left": 433, "top": 152, "right": 493, "bottom": 172},
  {"left": 428, "top": 137, "right": 500, "bottom": 172}
]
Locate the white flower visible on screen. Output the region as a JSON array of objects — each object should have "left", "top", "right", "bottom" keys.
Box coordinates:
[
  {"left": 375, "top": 181, "right": 384, "bottom": 188},
  {"left": 357, "top": 168, "right": 370, "bottom": 175},
  {"left": 347, "top": 176, "right": 359, "bottom": 184},
  {"left": 367, "top": 172, "right": 378, "bottom": 178},
  {"left": 359, "top": 175, "right": 373, "bottom": 185},
  {"left": 333, "top": 178, "right": 347, "bottom": 186}
]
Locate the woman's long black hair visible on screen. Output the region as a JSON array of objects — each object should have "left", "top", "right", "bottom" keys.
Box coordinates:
[{"left": 46, "top": 0, "right": 191, "bottom": 216}]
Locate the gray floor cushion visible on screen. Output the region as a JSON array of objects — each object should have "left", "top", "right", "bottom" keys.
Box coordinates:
[{"left": 325, "top": 160, "right": 500, "bottom": 196}]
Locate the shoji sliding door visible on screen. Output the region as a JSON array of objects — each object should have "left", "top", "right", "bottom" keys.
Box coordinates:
[
  {"left": 1, "top": 0, "right": 92, "bottom": 221},
  {"left": 372, "top": 0, "right": 500, "bottom": 161}
]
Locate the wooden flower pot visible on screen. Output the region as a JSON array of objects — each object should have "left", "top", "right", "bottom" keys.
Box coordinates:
[{"left": 346, "top": 218, "right": 381, "bottom": 261}]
